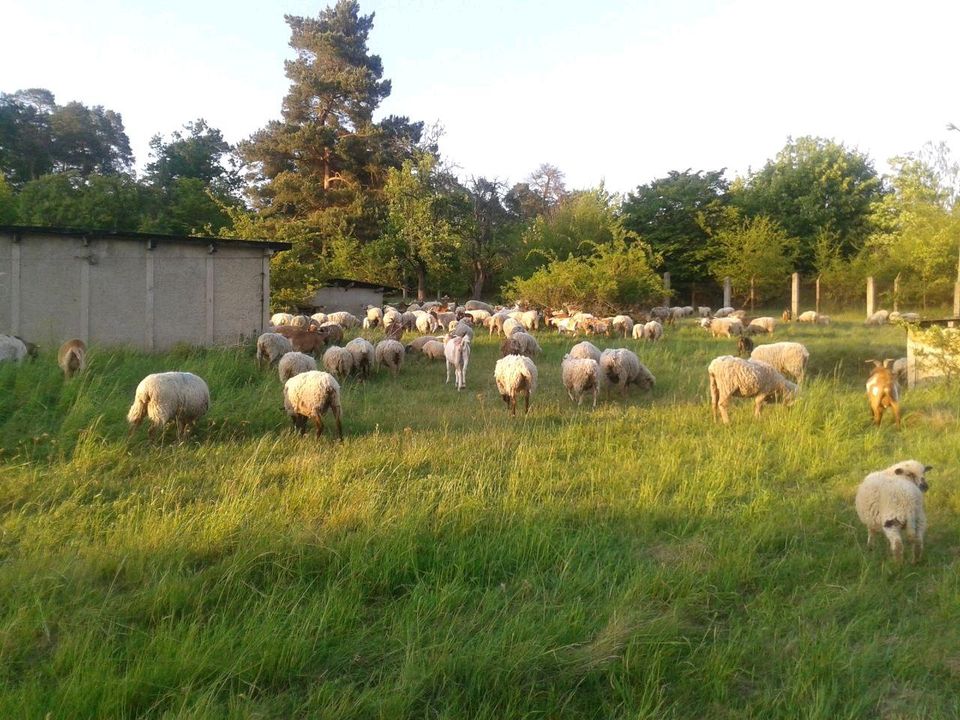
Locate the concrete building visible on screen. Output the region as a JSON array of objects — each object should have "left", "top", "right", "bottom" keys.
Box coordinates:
[
  {"left": 0, "top": 225, "right": 290, "bottom": 351},
  {"left": 305, "top": 278, "right": 400, "bottom": 317},
  {"left": 906, "top": 319, "right": 960, "bottom": 389}
]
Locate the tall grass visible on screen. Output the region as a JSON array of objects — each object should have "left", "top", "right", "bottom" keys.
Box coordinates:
[{"left": 1, "top": 315, "right": 959, "bottom": 718}]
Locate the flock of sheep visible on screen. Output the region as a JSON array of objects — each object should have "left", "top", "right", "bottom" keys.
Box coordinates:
[{"left": 0, "top": 298, "right": 934, "bottom": 563}]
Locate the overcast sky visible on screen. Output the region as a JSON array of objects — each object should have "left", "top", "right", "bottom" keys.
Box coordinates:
[{"left": 4, "top": 0, "right": 959, "bottom": 193}]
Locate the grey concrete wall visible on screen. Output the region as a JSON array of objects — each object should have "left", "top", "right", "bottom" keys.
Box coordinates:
[
  {"left": 309, "top": 287, "right": 384, "bottom": 317},
  {"left": 1, "top": 230, "right": 273, "bottom": 351}
]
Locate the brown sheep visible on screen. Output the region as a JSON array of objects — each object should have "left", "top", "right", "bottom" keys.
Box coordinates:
[
  {"left": 58, "top": 338, "right": 87, "bottom": 378},
  {"left": 866, "top": 359, "right": 901, "bottom": 429},
  {"left": 737, "top": 336, "right": 754, "bottom": 357}
]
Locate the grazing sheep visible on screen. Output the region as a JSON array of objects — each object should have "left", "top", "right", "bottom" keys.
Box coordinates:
[
  {"left": 698, "top": 306, "right": 712, "bottom": 318},
  {"left": 0, "top": 335, "right": 33, "bottom": 362},
  {"left": 709, "top": 317, "right": 743, "bottom": 338},
  {"left": 855, "top": 460, "right": 931, "bottom": 562},
  {"left": 322, "top": 346, "right": 354, "bottom": 378},
  {"left": 58, "top": 339, "right": 87, "bottom": 378},
  {"left": 421, "top": 339, "right": 446, "bottom": 361},
  {"left": 365, "top": 305, "right": 384, "bottom": 328},
  {"left": 714, "top": 307, "right": 735, "bottom": 318},
  {"left": 737, "top": 336, "right": 754, "bottom": 357},
  {"left": 569, "top": 340, "right": 602, "bottom": 362},
  {"left": 406, "top": 335, "right": 440, "bottom": 354},
  {"left": 631, "top": 323, "right": 645, "bottom": 340},
  {"left": 555, "top": 317, "right": 580, "bottom": 336},
  {"left": 599, "top": 348, "right": 655, "bottom": 397},
  {"left": 310, "top": 312, "right": 328, "bottom": 325},
  {"left": 500, "top": 331, "right": 541, "bottom": 358},
  {"left": 609, "top": 315, "right": 634, "bottom": 338},
  {"left": 444, "top": 335, "right": 472, "bottom": 390},
  {"left": 449, "top": 320, "right": 475, "bottom": 339},
  {"left": 561, "top": 355, "right": 600, "bottom": 408},
  {"left": 707, "top": 355, "right": 798, "bottom": 425},
  {"left": 375, "top": 339, "right": 405, "bottom": 376},
  {"left": 797, "top": 310, "right": 819, "bottom": 323},
  {"left": 739, "top": 324, "right": 766, "bottom": 337},
  {"left": 865, "top": 310, "right": 890, "bottom": 327},
  {"left": 318, "top": 323, "right": 344, "bottom": 346},
  {"left": 127, "top": 371, "right": 210, "bottom": 440},
  {"left": 257, "top": 332, "right": 294, "bottom": 368},
  {"left": 283, "top": 370, "right": 343, "bottom": 441},
  {"left": 816, "top": 315, "right": 832, "bottom": 325},
  {"left": 345, "top": 337, "right": 375, "bottom": 379},
  {"left": 749, "top": 342, "right": 810, "bottom": 383},
  {"left": 865, "top": 359, "right": 901, "bottom": 428},
  {"left": 899, "top": 312, "right": 920, "bottom": 323},
  {"left": 511, "top": 309, "right": 540, "bottom": 331},
  {"left": 288, "top": 314, "right": 312, "bottom": 329},
  {"left": 749, "top": 317, "right": 776, "bottom": 334},
  {"left": 278, "top": 351, "right": 317, "bottom": 384},
  {"left": 415, "top": 312, "right": 440, "bottom": 334},
  {"left": 495, "top": 354, "right": 538, "bottom": 416},
  {"left": 642, "top": 320, "right": 663, "bottom": 342},
  {"left": 270, "top": 312, "right": 294, "bottom": 326},
  {"left": 502, "top": 317, "right": 524, "bottom": 337},
  {"left": 325, "top": 311, "right": 360, "bottom": 329},
  {"left": 892, "top": 357, "right": 908, "bottom": 385},
  {"left": 465, "top": 309, "right": 491, "bottom": 326},
  {"left": 649, "top": 306, "right": 671, "bottom": 322},
  {"left": 465, "top": 299, "right": 494, "bottom": 313},
  {"left": 432, "top": 310, "right": 456, "bottom": 329}
]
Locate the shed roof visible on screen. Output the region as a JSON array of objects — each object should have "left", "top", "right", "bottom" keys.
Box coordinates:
[
  {"left": 0, "top": 224, "right": 291, "bottom": 252},
  {"left": 319, "top": 277, "right": 402, "bottom": 292}
]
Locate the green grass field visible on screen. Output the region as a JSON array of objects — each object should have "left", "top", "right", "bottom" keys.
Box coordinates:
[{"left": 2, "top": 317, "right": 959, "bottom": 718}]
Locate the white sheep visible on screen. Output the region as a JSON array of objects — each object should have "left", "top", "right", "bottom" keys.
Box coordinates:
[
  {"left": 698, "top": 306, "right": 712, "bottom": 318},
  {"left": 892, "top": 357, "right": 908, "bottom": 385},
  {"left": 270, "top": 312, "right": 294, "bottom": 326},
  {"left": 278, "top": 351, "right": 317, "bottom": 384},
  {"left": 127, "top": 371, "right": 210, "bottom": 440},
  {"left": 325, "top": 311, "right": 360, "bottom": 329},
  {"left": 495, "top": 354, "right": 538, "bottom": 415},
  {"left": 465, "top": 300, "right": 494, "bottom": 313},
  {"left": 465, "top": 309, "right": 491, "bottom": 326},
  {"left": 561, "top": 355, "right": 600, "bottom": 408},
  {"left": 345, "top": 337, "right": 375, "bottom": 379},
  {"left": 257, "top": 332, "right": 294, "bottom": 368},
  {"left": 444, "top": 334, "right": 472, "bottom": 389},
  {"left": 512, "top": 309, "right": 540, "bottom": 331},
  {"left": 58, "top": 339, "right": 87, "bottom": 378},
  {"left": 288, "top": 314, "right": 311, "bottom": 329},
  {"left": 415, "top": 312, "right": 439, "bottom": 334},
  {"left": 609, "top": 315, "right": 634, "bottom": 338},
  {"left": 375, "top": 339, "right": 405, "bottom": 376},
  {"left": 421, "top": 339, "right": 446, "bottom": 361},
  {"left": 569, "top": 340, "right": 602, "bottom": 362},
  {"left": 0, "top": 335, "right": 31, "bottom": 363},
  {"left": 283, "top": 370, "right": 343, "bottom": 440},
  {"left": 599, "top": 348, "right": 655, "bottom": 397},
  {"left": 502, "top": 317, "right": 524, "bottom": 337},
  {"left": 865, "top": 309, "right": 890, "bottom": 327},
  {"left": 365, "top": 305, "right": 384, "bottom": 328},
  {"left": 749, "top": 341, "right": 810, "bottom": 383},
  {"left": 708, "top": 318, "right": 743, "bottom": 338},
  {"left": 714, "top": 307, "right": 735, "bottom": 318},
  {"left": 707, "top": 355, "right": 798, "bottom": 424},
  {"left": 322, "top": 346, "right": 354, "bottom": 378},
  {"left": 310, "top": 312, "right": 328, "bottom": 325},
  {"left": 642, "top": 320, "right": 663, "bottom": 341},
  {"left": 749, "top": 317, "right": 776, "bottom": 334},
  {"left": 797, "top": 310, "right": 819, "bottom": 323},
  {"left": 855, "top": 460, "right": 931, "bottom": 562}
]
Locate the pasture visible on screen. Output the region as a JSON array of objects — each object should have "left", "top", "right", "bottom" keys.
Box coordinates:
[{"left": 2, "top": 317, "right": 959, "bottom": 718}]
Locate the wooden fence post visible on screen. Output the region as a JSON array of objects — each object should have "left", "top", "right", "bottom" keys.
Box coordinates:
[
  {"left": 791, "top": 273, "right": 800, "bottom": 320},
  {"left": 663, "top": 272, "right": 671, "bottom": 306},
  {"left": 815, "top": 275, "right": 821, "bottom": 314},
  {"left": 723, "top": 277, "right": 732, "bottom": 308},
  {"left": 866, "top": 276, "right": 876, "bottom": 318}
]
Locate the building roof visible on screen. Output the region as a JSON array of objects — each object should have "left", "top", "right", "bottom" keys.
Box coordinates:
[
  {"left": 0, "top": 224, "right": 292, "bottom": 252},
  {"left": 319, "top": 277, "right": 402, "bottom": 292}
]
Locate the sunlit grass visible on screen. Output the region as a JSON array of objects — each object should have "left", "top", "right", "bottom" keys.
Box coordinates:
[{"left": 1, "top": 314, "right": 959, "bottom": 718}]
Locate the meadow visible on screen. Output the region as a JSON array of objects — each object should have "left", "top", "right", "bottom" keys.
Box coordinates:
[{"left": 1, "top": 316, "right": 959, "bottom": 719}]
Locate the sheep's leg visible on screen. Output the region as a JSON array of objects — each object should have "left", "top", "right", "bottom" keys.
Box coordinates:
[
  {"left": 718, "top": 398, "right": 731, "bottom": 425},
  {"left": 524, "top": 389, "right": 530, "bottom": 415},
  {"left": 754, "top": 394, "right": 767, "bottom": 418},
  {"left": 568, "top": 389, "right": 576, "bottom": 404},
  {"left": 592, "top": 386, "right": 598, "bottom": 409},
  {"left": 313, "top": 412, "right": 325, "bottom": 439},
  {"left": 883, "top": 524, "right": 904, "bottom": 561},
  {"left": 866, "top": 528, "right": 877, "bottom": 548},
  {"left": 446, "top": 361, "right": 451, "bottom": 384},
  {"left": 891, "top": 401, "right": 901, "bottom": 429},
  {"left": 332, "top": 406, "right": 343, "bottom": 442}
]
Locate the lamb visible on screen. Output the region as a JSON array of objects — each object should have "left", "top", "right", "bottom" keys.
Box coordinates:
[
  {"left": 283, "top": 370, "right": 343, "bottom": 441},
  {"left": 127, "top": 371, "right": 210, "bottom": 440},
  {"left": 500, "top": 331, "right": 541, "bottom": 358},
  {"left": 561, "top": 355, "right": 600, "bottom": 408},
  {"left": 797, "top": 310, "right": 819, "bottom": 323},
  {"left": 608, "top": 315, "right": 634, "bottom": 338},
  {"left": 257, "top": 332, "right": 294, "bottom": 368},
  {"left": 707, "top": 355, "right": 798, "bottom": 425},
  {"left": 375, "top": 339, "right": 405, "bottom": 376},
  {"left": 642, "top": 320, "right": 663, "bottom": 342},
  {"left": 444, "top": 334, "right": 472, "bottom": 390},
  {"left": 865, "top": 359, "right": 901, "bottom": 428},
  {"left": 421, "top": 339, "right": 446, "bottom": 361},
  {"left": 345, "top": 337, "right": 375, "bottom": 379},
  {"left": 495, "top": 354, "right": 538, "bottom": 416},
  {"left": 865, "top": 309, "right": 890, "bottom": 327},
  {"left": 749, "top": 341, "right": 809, "bottom": 383},
  {"left": 325, "top": 311, "right": 360, "bottom": 329},
  {"left": 599, "top": 348, "right": 655, "bottom": 397},
  {"left": 569, "top": 340, "right": 602, "bottom": 362},
  {"left": 631, "top": 323, "right": 645, "bottom": 340},
  {"left": 278, "top": 351, "right": 317, "bottom": 383},
  {"left": 749, "top": 317, "right": 776, "bottom": 334},
  {"left": 855, "top": 460, "right": 931, "bottom": 562},
  {"left": 781, "top": 309, "right": 792, "bottom": 322},
  {"left": 58, "top": 339, "right": 87, "bottom": 378},
  {"left": 322, "top": 346, "right": 354, "bottom": 378}
]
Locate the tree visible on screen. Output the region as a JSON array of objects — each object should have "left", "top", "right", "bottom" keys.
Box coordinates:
[
  {"left": 16, "top": 172, "right": 143, "bottom": 231},
  {"left": 463, "top": 177, "right": 519, "bottom": 298},
  {"left": 145, "top": 119, "right": 236, "bottom": 191},
  {"left": 708, "top": 214, "right": 797, "bottom": 306},
  {"left": 735, "top": 136, "right": 883, "bottom": 271},
  {"left": 621, "top": 169, "right": 729, "bottom": 284},
  {"left": 0, "top": 174, "right": 16, "bottom": 223}
]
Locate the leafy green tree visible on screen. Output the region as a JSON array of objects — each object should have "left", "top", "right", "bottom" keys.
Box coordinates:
[
  {"left": 708, "top": 213, "right": 797, "bottom": 306},
  {"left": 621, "top": 169, "right": 729, "bottom": 284},
  {"left": 735, "top": 136, "right": 883, "bottom": 271},
  {"left": 145, "top": 119, "right": 236, "bottom": 192},
  {"left": 463, "top": 177, "right": 519, "bottom": 298},
  {"left": 0, "top": 89, "right": 56, "bottom": 184},
  {"left": 16, "top": 172, "right": 143, "bottom": 231},
  {"left": 0, "top": 174, "right": 16, "bottom": 223}
]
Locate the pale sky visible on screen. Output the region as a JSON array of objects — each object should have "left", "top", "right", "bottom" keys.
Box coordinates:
[{"left": 4, "top": 0, "right": 959, "bottom": 193}]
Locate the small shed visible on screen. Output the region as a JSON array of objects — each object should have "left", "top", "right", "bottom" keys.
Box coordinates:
[
  {"left": 0, "top": 225, "right": 290, "bottom": 351},
  {"left": 305, "top": 278, "right": 400, "bottom": 317}
]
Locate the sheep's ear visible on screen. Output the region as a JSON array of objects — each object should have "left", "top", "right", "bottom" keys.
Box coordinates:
[
  {"left": 894, "top": 467, "right": 905, "bottom": 475},
  {"left": 865, "top": 359, "right": 881, "bottom": 368},
  {"left": 924, "top": 465, "right": 934, "bottom": 472},
  {"left": 883, "top": 358, "right": 895, "bottom": 368}
]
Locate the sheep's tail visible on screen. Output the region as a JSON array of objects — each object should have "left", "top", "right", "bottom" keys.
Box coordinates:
[
  {"left": 65, "top": 347, "right": 84, "bottom": 373},
  {"left": 127, "top": 384, "right": 150, "bottom": 424}
]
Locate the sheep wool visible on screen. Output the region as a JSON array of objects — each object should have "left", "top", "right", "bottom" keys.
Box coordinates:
[
  {"left": 270, "top": 312, "right": 294, "bottom": 326},
  {"left": 749, "top": 317, "right": 776, "bottom": 334},
  {"left": 0, "top": 335, "right": 30, "bottom": 363},
  {"left": 257, "top": 333, "right": 294, "bottom": 368},
  {"left": 561, "top": 355, "right": 600, "bottom": 408},
  {"left": 127, "top": 371, "right": 210, "bottom": 439},
  {"left": 325, "top": 311, "right": 360, "bottom": 329},
  {"left": 345, "top": 337, "right": 375, "bottom": 378},
  {"left": 609, "top": 315, "right": 634, "bottom": 338},
  {"left": 322, "top": 346, "right": 354, "bottom": 378},
  {"left": 283, "top": 370, "right": 343, "bottom": 440},
  {"left": 707, "top": 355, "right": 798, "bottom": 425},
  {"left": 464, "top": 299, "right": 494, "bottom": 313},
  {"left": 375, "top": 339, "right": 405, "bottom": 376},
  {"left": 444, "top": 335, "right": 472, "bottom": 390},
  {"left": 643, "top": 321, "right": 663, "bottom": 341},
  {"left": 855, "top": 460, "right": 930, "bottom": 562},
  {"left": 278, "top": 351, "right": 318, "bottom": 384},
  {"left": 421, "top": 340, "right": 446, "bottom": 361},
  {"left": 495, "top": 354, "right": 538, "bottom": 416},
  {"left": 797, "top": 310, "right": 819, "bottom": 323},
  {"left": 749, "top": 342, "right": 810, "bottom": 383},
  {"left": 58, "top": 339, "right": 87, "bottom": 378},
  {"left": 600, "top": 348, "right": 655, "bottom": 396},
  {"left": 569, "top": 340, "right": 602, "bottom": 362}
]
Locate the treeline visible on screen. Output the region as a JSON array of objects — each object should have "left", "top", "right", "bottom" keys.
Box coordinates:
[{"left": 2, "top": 0, "right": 958, "bottom": 310}]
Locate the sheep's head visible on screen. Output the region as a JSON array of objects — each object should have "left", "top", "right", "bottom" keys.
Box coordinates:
[
  {"left": 778, "top": 380, "right": 799, "bottom": 405},
  {"left": 893, "top": 461, "right": 932, "bottom": 492}
]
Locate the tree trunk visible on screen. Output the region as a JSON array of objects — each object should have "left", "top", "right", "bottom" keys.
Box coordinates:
[
  {"left": 416, "top": 264, "right": 427, "bottom": 302},
  {"left": 472, "top": 261, "right": 486, "bottom": 300}
]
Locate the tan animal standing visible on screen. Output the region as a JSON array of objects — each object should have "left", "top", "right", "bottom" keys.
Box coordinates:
[
  {"left": 58, "top": 339, "right": 87, "bottom": 378},
  {"left": 865, "top": 359, "right": 901, "bottom": 428}
]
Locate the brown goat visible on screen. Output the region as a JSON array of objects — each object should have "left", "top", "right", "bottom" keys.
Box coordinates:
[
  {"left": 737, "top": 336, "right": 754, "bottom": 357},
  {"left": 57, "top": 338, "right": 87, "bottom": 378},
  {"left": 866, "top": 359, "right": 901, "bottom": 428}
]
